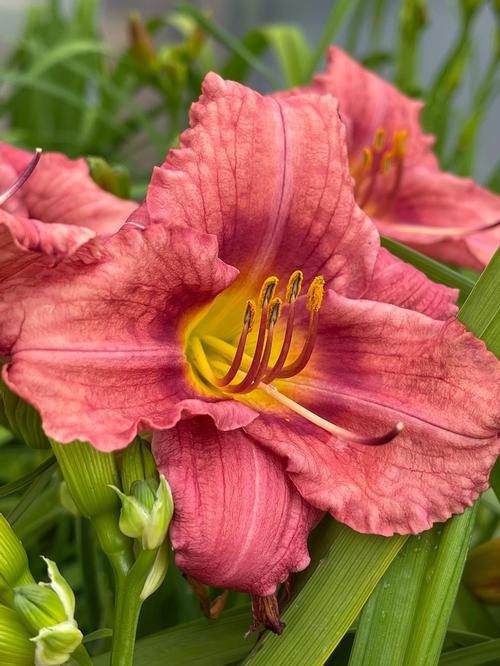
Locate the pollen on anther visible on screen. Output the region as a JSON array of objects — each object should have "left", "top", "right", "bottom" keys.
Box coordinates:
[
  {"left": 259, "top": 276, "right": 279, "bottom": 308},
  {"left": 393, "top": 129, "right": 408, "bottom": 158},
  {"left": 244, "top": 300, "right": 256, "bottom": 332},
  {"left": 381, "top": 150, "right": 394, "bottom": 174},
  {"left": 373, "top": 128, "right": 385, "bottom": 151},
  {"left": 286, "top": 270, "right": 304, "bottom": 302},
  {"left": 307, "top": 276, "right": 326, "bottom": 312},
  {"left": 362, "top": 147, "right": 373, "bottom": 172},
  {"left": 267, "top": 297, "right": 282, "bottom": 327}
]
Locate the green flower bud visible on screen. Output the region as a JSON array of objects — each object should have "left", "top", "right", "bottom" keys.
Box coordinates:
[
  {"left": 0, "top": 514, "right": 35, "bottom": 605},
  {"left": 14, "top": 585, "right": 66, "bottom": 635},
  {"left": 32, "top": 622, "right": 83, "bottom": 666},
  {"left": 464, "top": 536, "right": 500, "bottom": 604},
  {"left": 14, "top": 558, "right": 83, "bottom": 665},
  {"left": 86, "top": 156, "right": 132, "bottom": 200},
  {"left": 129, "top": 11, "right": 157, "bottom": 67},
  {"left": 119, "top": 438, "right": 158, "bottom": 495},
  {"left": 51, "top": 440, "right": 121, "bottom": 519},
  {"left": 140, "top": 546, "right": 169, "bottom": 601},
  {"left": 0, "top": 381, "right": 49, "bottom": 449},
  {"left": 111, "top": 475, "right": 173, "bottom": 550},
  {"left": 0, "top": 603, "right": 35, "bottom": 666}
]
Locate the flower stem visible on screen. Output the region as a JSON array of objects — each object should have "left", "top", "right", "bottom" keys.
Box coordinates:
[
  {"left": 71, "top": 644, "right": 94, "bottom": 666},
  {"left": 110, "top": 549, "right": 158, "bottom": 666}
]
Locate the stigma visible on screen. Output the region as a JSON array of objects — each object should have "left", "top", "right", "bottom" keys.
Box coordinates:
[
  {"left": 191, "top": 272, "right": 403, "bottom": 447},
  {"left": 0, "top": 148, "right": 42, "bottom": 207}
]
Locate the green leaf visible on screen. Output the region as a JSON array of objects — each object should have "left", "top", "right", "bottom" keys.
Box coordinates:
[
  {"left": 439, "top": 638, "right": 500, "bottom": 666},
  {"left": 348, "top": 247, "right": 500, "bottom": 666},
  {"left": 243, "top": 521, "right": 406, "bottom": 665},
  {"left": 0, "top": 457, "right": 56, "bottom": 497},
  {"left": 93, "top": 606, "right": 252, "bottom": 666},
  {"left": 381, "top": 236, "right": 476, "bottom": 297},
  {"left": 223, "top": 24, "right": 311, "bottom": 88},
  {"left": 303, "top": 0, "right": 361, "bottom": 82}
]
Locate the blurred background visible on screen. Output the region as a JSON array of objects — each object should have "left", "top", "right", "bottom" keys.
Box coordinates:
[{"left": 0, "top": 0, "right": 498, "bottom": 191}]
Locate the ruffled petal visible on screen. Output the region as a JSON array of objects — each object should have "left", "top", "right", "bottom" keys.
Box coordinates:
[
  {"left": 153, "top": 417, "right": 322, "bottom": 595},
  {"left": 2, "top": 225, "right": 258, "bottom": 451},
  {"left": 307, "top": 47, "right": 436, "bottom": 168},
  {"left": 375, "top": 166, "right": 500, "bottom": 270},
  {"left": 244, "top": 291, "right": 500, "bottom": 535},
  {"left": 0, "top": 144, "right": 137, "bottom": 237},
  {"left": 0, "top": 209, "right": 96, "bottom": 280},
  {"left": 131, "top": 73, "right": 378, "bottom": 298},
  {"left": 363, "top": 247, "right": 458, "bottom": 320}
]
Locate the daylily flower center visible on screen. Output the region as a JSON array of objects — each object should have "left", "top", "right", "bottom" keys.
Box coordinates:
[
  {"left": 184, "top": 271, "right": 403, "bottom": 446},
  {"left": 351, "top": 127, "right": 408, "bottom": 218}
]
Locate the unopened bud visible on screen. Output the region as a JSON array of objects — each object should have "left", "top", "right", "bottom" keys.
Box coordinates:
[
  {"left": 464, "top": 537, "right": 500, "bottom": 604},
  {"left": 111, "top": 475, "right": 173, "bottom": 550},
  {"left": 129, "top": 12, "right": 157, "bottom": 66},
  {"left": 0, "top": 515, "right": 35, "bottom": 605},
  {"left": 51, "top": 440, "right": 121, "bottom": 519},
  {"left": 0, "top": 603, "right": 35, "bottom": 666},
  {"left": 86, "top": 157, "right": 132, "bottom": 200},
  {"left": 14, "top": 558, "right": 82, "bottom": 665},
  {"left": 0, "top": 381, "right": 49, "bottom": 449},
  {"left": 119, "top": 438, "right": 158, "bottom": 495},
  {"left": 140, "top": 547, "right": 169, "bottom": 600}
]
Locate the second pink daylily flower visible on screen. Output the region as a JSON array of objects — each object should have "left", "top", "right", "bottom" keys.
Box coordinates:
[
  {"left": 288, "top": 47, "right": 500, "bottom": 270},
  {"left": 1, "top": 75, "right": 499, "bottom": 626},
  {"left": 0, "top": 143, "right": 137, "bottom": 283}
]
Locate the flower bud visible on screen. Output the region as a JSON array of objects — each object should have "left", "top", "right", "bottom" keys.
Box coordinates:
[
  {"left": 140, "top": 546, "right": 169, "bottom": 600},
  {"left": 464, "top": 537, "right": 500, "bottom": 604},
  {"left": 14, "top": 558, "right": 83, "bottom": 665},
  {"left": 0, "top": 514, "right": 35, "bottom": 605},
  {"left": 0, "top": 603, "right": 35, "bottom": 666},
  {"left": 111, "top": 475, "right": 173, "bottom": 550},
  {"left": 129, "top": 11, "right": 157, "bottom": 67},
  {"left": 86, "top": 156, "right": 132, "bottom": 199},
  {"left": 51, "top": 440, "right": 120, "bottom": 519},
  {"left": 0, "top": 382, "right": 49, "bottom": 449},
  {"left": 119, "top": 438, "right": 158, "bottom": 495}
]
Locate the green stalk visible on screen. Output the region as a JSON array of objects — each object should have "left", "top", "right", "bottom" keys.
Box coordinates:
[
  {"left": 303, "top": 0, "right": 361, "bottom": 82},
  {"left": 77, "top": 517, "right": 103, "bottom": 632},
  {"left": 394, "top": 0, "right": 427, "bottom": 94},
  {"left": 110, "top": 549, "right": 157, "bottom": 666}
]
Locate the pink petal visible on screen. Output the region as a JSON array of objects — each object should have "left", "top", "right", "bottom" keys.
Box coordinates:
[
  {"left": 153, "top": 417, "right": 322, "bottom": 595},
  {"left": 0, "top": 208, "right": 96, "bottom": 282},
  {"left": 244, "top": 291, "right": 500, "bottom": 535},
  {"left": 2, "top": 225, "right": 258, "bottom": 450},
  {"left": 308, "top": 47, "right": 437, "bottom": 168},
  {"left": 376, "top": 166, "right": 500, "bottom": 270},
  {"left": 363, "top": 247, "right": 458, "bottom": 320},
  {"left": 0, "top": 144, "right": 137, "bottom": 237},
  {"left": 131, "top": 73, "right": 378, "bottom": 298}
]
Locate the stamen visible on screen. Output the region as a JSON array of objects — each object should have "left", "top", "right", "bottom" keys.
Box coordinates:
[
  {"left": 285, "top": 270, "right": 303, "bottom": 303},
  {"left": 277, "top": 277, "right": 325, "bottom": 380},
  {"left": 225, "top": 277, "right": 278, "bottom": 394},
  {"left": 362, "top": 147, "right": 373, "bottom": 172},
  {"left": 392, "top": 129, "right": 408, "bottom": 158},
  {"left": 380, "top": 150, "right": 393, "bottom": 174},
  {"left": 263, "top": 384, "right": 403, "bottom": 446},
  {"left": 213, "top": 300, "right": 255, "bottom": 387},
  {"left": 249, "top": 298, "right": 282, "bottom": 388},
  {"left": 0, "top": 148, "right": 42, "bottom": 207},
  {"left": 373, "top": 128, "right": 385, "bottom": 151},
  {"left": 263, "top": 272, "right": 303, "bottom": 383}
]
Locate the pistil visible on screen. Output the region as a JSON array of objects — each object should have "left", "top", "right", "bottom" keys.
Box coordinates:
[{"left": 0, "top": 148, "right": 42, "bottom": 207}]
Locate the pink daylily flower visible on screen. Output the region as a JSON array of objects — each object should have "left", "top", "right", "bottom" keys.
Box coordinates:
[
  {"left": 292, "top": 47, "right": 500, "bottom": 270},
  {"left": 0, "top": 143, "right": 137, "bottom": 283},
  {"left": 1, "top": 75, "right": 499, "bottom": 616}
]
